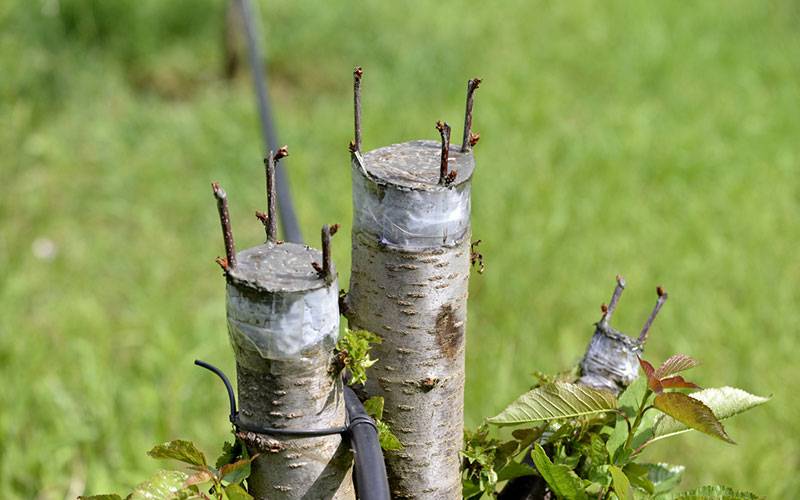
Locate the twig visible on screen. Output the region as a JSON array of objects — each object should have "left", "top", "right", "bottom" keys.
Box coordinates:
[
  {"left": 600, "top": 275, "right": 626, "bottom": 327},
  {"left": 639, "top": 286, "right": 668, "bottom": 343},
  {"left": 212, "top": 182, "right": 236, "bottom": 270},
  {"left": 353, "top": 66, "right": 363, "bottom": 153},
  {"left": 436, "top": 121, "right": 452, "bottom": 185},
  {"left": 320, "top": 224, "right": 338, "bottom": 285},
  {"left": 461, "top": 78, "right": 481, "bottom": 152},
  {"left": 263, "top": 146, "right": 289, "bottom": 241}
]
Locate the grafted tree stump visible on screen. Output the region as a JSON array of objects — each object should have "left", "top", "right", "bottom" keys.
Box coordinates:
[
  {"left": 226, "top": 242, "right": 355, "bottom": 500},
  {"left": 347, "top": 140, "right": 475, "bottom": 498}
]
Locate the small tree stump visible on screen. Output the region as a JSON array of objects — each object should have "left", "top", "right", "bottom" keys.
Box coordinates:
[{"left": 226, "top": 241, "right": 354, "bottom": 500}]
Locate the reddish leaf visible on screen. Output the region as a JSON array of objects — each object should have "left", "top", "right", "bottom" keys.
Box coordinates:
[
  {"left": 220, "top": 456, "right": 256, "bottom": 485},
  {"left": 653, "top": 392, "right": 734, "bottom": 444},
  {"left": 660, "top": 375, "right": 701, "bottom": 390},
  {"left": 654, "top": 354, "right": 699, "bottom": 379},
  {"left": 638, "top": 357, "right": 663, "bottom": 393},
  {"left": 184, "top": 467, "right": 214, "bottom": 487}
]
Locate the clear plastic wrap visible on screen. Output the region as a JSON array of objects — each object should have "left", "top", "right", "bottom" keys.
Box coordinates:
[
  {"left": 227, "top": 281, "right": 339, "bottom": 365},
  {"left": 351, "top": 143, "right": 472, "bottom": 249}
]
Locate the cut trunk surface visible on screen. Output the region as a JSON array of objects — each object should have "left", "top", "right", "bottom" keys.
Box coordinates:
[
  {"left": 347, "top": 141, "right": 474, "bottom": 499},
  {"left": 225, "top": 241, "right": 355, "bottom": 500}
]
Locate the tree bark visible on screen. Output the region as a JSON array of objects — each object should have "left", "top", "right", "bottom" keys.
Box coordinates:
[
  {"left": 226, "top": 241, "right": 355, "bottom": 500},
  {"left": 347, "top": 140, "right": 475, "bottom": 499}
]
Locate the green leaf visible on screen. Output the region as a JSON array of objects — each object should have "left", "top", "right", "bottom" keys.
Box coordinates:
[
  {"left": 488, "top": 382, "right": 617, "bottom": 426},
  {"left": 376, "top": 419, "right": 403, "bottom": 451},
  {"left": 461, "top": 479, "right": 483, "bottom": 500},
  {"left": 617, "top": 377, "right": 648, "bottom": 418},
  {"left": 129, "top": 470, "right": 189, "bottom": 500},
  {"left": 607, "top": 378, "right": 658, "bottom": 463},
  {"left": 79, "top": 496, "right": 123, "bottom": 500},
  {"left": 672, "top": 484, "right": 763, "bottom": 499},
  {"left": 622, "top": 463, "right": 654, "bottom": 494},
  {"left": 530, "top": 443, "right": 588, "bottom": 500},
  {"left": 147, "top": 440, "right": 207, "bottom": 466},
  {"left": 609, "top": 465, "right": 632, "bottom": 500},
  {"left": 643, "top": 463, "right": 685, "bottom": 495},
  {"left": 583, "top": 433, "right": 609, "bottom": 469},
  {"left": 220, "top": 457, "right": 255, "bottom": 485},
  {"left": 511, "top": 426, "right": 546, "bottom": 449},
  {"left": 336, "top": 329, "right": 382, "bottom": 386},
  {"left": 654, "top": 354, "right": 700, "bottom": 379},
  {"left": 586, "top": 464, "right": 610, "bottom": 487},
  {"left": 365, "top": 397, "right": 403, "bottom": 450},
  {"left": 606, "top": 417, "right": 631, "bottom": 465},
  {"left": 363, "top": 396, "right": 385, "bottom": 420},
  {"left": 224, "top": 483, "right": 254, "bottom": 500},
  {"left": 653, "top": 393, "right": 733, "bottom": 444},
  {"left": 215, "top": 438, "right": 244, "bottom": 470},
  {"left": 497, "top": 460, "right": 537, "bottom": 482},
  {"left": 653, "top": 387, "right": 769, "bottom": 442}
]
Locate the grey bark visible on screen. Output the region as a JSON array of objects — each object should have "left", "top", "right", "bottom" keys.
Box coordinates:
[
  {"left": 347, "top": 141, "right": 475, "bottom": 499},
  {"left": 225, "top": 241, "right": 355, "bottom": 500}
]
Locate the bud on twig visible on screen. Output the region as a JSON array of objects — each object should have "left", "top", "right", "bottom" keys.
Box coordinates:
[
  {"left": 263, "top": 147, "right": 289, "bottom": 242},
  {"left": 639, "top": 286, "right": 668, "bottom": 343},
  {"left": 212, "top": 181, "right": 236, "bottom": 270},
  {"left": 317, "top": 224, "right": 338, "bottom": 285},
  {"left": 461, "top": 78, "right": 481, "bottom": 152},
  {"left": 353, "top": 66, "right": 364, "bottom": 153},
  {"left": 600, "top": 275, "right": 626, "bottom": 327},
  {"left": 436, "top": 120, "right": 452, "bottom": 186}
]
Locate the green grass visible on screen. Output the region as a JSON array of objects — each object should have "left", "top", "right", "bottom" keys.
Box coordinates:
[{"left": 1, "top": 0, "right": 798, "bottom": 497}]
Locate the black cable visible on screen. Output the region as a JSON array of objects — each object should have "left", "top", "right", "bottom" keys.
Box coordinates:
[
  {"left": 195, "top": 360, "right": 390, "bottom": 499},
  {"left": 344, "top": 386, "right": 391, "bottom": 500},
  {"left": 194, "top": 359, "right": 346, "bottom": 436},
  {"left": 234, "top": 0, "right": 302, "bottom": 243},
  {"left": 194, "top": 360, "right": 237, "bottom": 423}
]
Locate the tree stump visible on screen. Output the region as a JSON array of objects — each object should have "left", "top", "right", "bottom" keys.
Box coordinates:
[
  {"left": 347, "top": 140, "right": 475, "bottom": 498},
  {"left": 226, "top": 241, "right": 355, "bottom": 500}
]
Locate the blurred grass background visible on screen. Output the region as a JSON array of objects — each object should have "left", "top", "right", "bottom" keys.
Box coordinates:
[{"left": 1, "top": 0, "right": 798, "bottom": 497}]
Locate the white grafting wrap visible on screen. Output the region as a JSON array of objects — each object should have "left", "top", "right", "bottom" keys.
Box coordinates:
[
  {"left": 351, "top": 163, "right": 471, "bottom": 248},
  {"left": 226, "top": 279, "right": 339, "bottom": 365}
]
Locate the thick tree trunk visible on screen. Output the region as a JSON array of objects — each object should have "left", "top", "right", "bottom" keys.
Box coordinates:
[
  {"left": 347, "top": 141, "right": 474, "bottom": 499},
  {"left": 226, "top": 241, "right": 355, "bottom": 500}
]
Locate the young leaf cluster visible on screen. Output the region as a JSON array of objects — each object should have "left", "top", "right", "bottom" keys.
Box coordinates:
[
  {"left": 80, "top": 438, "right": 256, "bottom": 500},
  {"left": 363, "top": 396, "right": 404, "bottom": 451},
  {"left": 335, "top": 328, "right": 382, "bottom": 386},
  {"left": 462, "top": 353, "right": 769, "bottom": 499},
  {"left": 460, "top": 424, "right": 537, "bottom": 498}
]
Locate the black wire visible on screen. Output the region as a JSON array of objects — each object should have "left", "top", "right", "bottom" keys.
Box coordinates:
[
  {"left": 234, "top": 0, "right": 302, "bottom": 243},
  {"left": 194, "top": 360, "right": 237, "bottom": 423},
  {"left": 194, "top": 359, "right": 347, "bottom": 437},
  {"left": 235, "top": 419, "right": 349, "bottom": 437}
]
